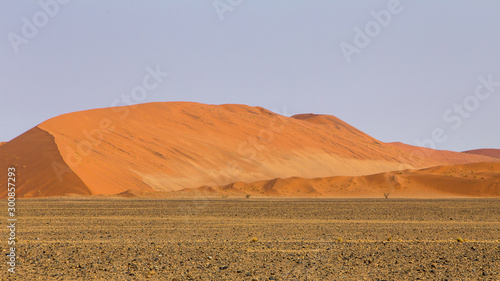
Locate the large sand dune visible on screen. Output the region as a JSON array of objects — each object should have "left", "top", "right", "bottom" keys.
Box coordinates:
[{"left": 0, "top": 102, "right": 498, "bottom": 198}]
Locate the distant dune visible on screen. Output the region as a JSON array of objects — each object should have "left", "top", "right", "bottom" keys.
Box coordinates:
[
  {"left": 388, "top": 142, "right": 497, "bottom": 164},
  {"left": 463, "top": 149, "right": 500, "bottom": 159},
  {"left": 0, "top": 102, "right": 498, "bottom": 198}
]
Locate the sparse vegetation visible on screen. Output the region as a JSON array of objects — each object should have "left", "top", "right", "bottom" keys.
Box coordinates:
[
  {"left": 337, "top": 237, "right": 343, "bottom": 243},
  {"left": 384, "top": 193, "right": 390, "bottom": 199},
  {"left": 387, "top": 236, "right": 392, "bottom": 242},
  {"left": 245, "top": 194, "right": 251, "bottom": 199}
]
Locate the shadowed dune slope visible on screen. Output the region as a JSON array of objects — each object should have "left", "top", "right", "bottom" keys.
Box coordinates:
[
  {"left": 463, "top": 149, "right": 500, "bottom": 159},
  {"left": 1, "top": 102, "right": 499, "bottom": 198},
  {"left": 0, "top": 127, "right": 90, "bottom": 198}
]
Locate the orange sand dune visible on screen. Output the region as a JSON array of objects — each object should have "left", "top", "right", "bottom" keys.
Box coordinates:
[
  {"left": 463, "top": 149, "right": 500, "bottom": 159},
  {"left": 1, "top": 102, "right": 499, "bottom": 198},
  {"left": 194, "top": 162, "right": 500, "bottom": 198}
]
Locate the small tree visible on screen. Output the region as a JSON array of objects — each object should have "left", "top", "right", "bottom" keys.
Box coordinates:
[
  {"left": 384, "top": 193, "right": 390, "bottom": 199},
  {"left": 245, "top": 194, "right": 251, "bottom": 199}
]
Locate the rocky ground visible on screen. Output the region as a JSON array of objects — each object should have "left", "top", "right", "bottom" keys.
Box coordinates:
[{"left": 2, "top": 198, "right": 500, "bottom": 280}]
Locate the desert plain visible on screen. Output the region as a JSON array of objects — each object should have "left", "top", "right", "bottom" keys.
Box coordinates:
[{"left": 2, "top": 197, "right": 499, "bottom": 280}]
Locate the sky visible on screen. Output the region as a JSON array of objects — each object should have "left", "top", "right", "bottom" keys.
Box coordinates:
[{"left": 1, "top": 0, "right": 500, "bottom": 152}]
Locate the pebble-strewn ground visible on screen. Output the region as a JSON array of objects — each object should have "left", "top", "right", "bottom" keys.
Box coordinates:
[{"left": 2, "top": 198, "right": 500, "bottom": 280}]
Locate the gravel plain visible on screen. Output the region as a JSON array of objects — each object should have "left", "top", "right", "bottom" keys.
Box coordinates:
[{"left": 2, "top": 198, "right": 500, "bottom": 280}]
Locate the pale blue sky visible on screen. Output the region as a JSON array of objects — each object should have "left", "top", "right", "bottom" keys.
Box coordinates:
[{"left": 1, "top": 0, "right": 500, "bottom": 151}]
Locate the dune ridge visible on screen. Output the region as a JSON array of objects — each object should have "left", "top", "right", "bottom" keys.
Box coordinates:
[{"left": 1, "top": 102, "right": 499, "bottom": 198}]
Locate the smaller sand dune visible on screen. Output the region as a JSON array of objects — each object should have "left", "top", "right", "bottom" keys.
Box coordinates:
[
  {"left": 187, "top": 162, "right": 500, "bottom": 198},
  {"left": 114, "top": 189, "right": 149, "bottom": 198}
]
